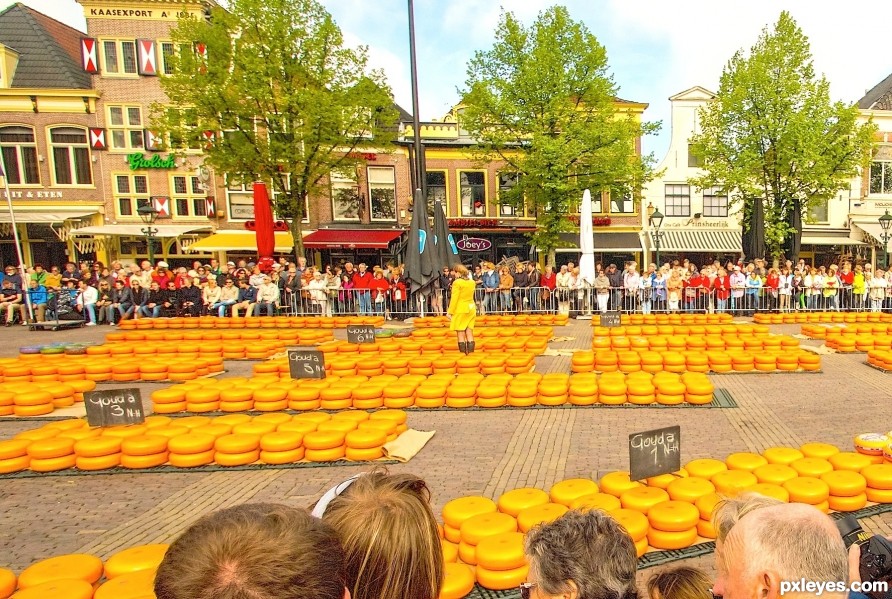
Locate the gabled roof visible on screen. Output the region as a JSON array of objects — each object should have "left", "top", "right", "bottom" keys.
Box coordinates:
[
  {"left": 0, "top": 3, "right": 91, "bottom": 90},
  {"left": 858, "top": 72, "right": 892, "bottom": 111},
  {"left": 669, "top": 86, "right": 716, "bottom": 102}
]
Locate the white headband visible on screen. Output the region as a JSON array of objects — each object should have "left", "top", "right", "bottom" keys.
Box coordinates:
[{"left": 311, "top": 474, "right": 362, "bottom": 518}]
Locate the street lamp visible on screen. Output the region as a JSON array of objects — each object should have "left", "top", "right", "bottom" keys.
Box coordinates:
[
  {"left": 137, "top": 205, "right": 160, "bottom": 264},
  {"left": 649, "top": 207, "right": 665, "bottom": 266},
  {"left": 879, "top": 210, "right": 892, "bottom": 268}
]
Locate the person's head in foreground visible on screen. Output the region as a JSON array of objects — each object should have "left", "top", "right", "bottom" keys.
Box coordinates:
[
  {"left": 522, "top": 509, "right": 638, "bottom": 599},
  {"left": 646, "top": 566, "right": 712, "bottom": 599},
  {"left": 154, "top": 502, "right": 348, "bottom": 599},
  {"left": 315, "top": 469, "right": 443, "bottom": 599},
  {"left": 712, "top": 500, "right": 847, "bottom": 599}
]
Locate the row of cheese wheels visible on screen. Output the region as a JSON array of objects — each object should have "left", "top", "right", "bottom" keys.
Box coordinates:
[
  {"left": 116, "top": 315, "right": 385, "bottom": 330},
  {"left": 0, "top": 410, "right": 409, "bottom": 474},
  {"left": 867, "top": 350, "right": 892, "bottom": 372},
  {"left": 572, "top": 349, "right": 821, "bottom": 374},
  {"left": 592, "top": 323, "right": 772, "bottom": 338},
  {"left": 0, "top": 543, "right": 168, "bottom": 599},
  {"left": 413, "top": 314, "right": 569, "bottom": 328},
  {"left": 803, "top": 324, "right": 892, "bottom": 337},
  {"left": 252, "top": 353, "right": 537, "bottom": 382},
  {"left": 852, "top": 433, "right": 892, "bottom": 460},
  {"left": 104, "top": 330, "right": 334, "bottom": 344},
  {"left": 82, "top": 341, "right": 284, "bottom": 360},
  {"left": 754, "top": 311, "right": 892, "bottom": 325},
  {"left": 591, "top": 334, "right": 801, "bottom": 352},
  {"left": 0, "top": 355, "right": 225, "bottom": 388},
  {"left": 0, "top": 380, "right": 96, "bottom": 417},
  {"left": 314, "top": 337, "right": 550, "bottom": 357},
  {"left": 602, "top": 313, "right": 735, "bottom": 326},
  {"left": 436, "top": 440, "right": 892, "bottom": 595}
]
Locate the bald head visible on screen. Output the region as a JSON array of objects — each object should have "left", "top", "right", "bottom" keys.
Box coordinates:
[{"left": 715, "top": 502, "right": 847, "bottom": 599}]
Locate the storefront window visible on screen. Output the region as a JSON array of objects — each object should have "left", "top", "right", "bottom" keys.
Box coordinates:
[
  {"left": 50, "top": 127, "right": 92, "bottom": 186},
  {"left": 459, "top": 171, "right": 486, "bottom": 216},
  {"left": 368, "top": 166, "right": 395, "bottom": 221},
  {"left": 0, "top": 126, "right": 39, "bottom": 185}
]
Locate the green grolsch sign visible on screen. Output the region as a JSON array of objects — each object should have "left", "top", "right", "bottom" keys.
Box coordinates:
[{"left": 128, "top": 153, "right": 176, "bottom": 171}]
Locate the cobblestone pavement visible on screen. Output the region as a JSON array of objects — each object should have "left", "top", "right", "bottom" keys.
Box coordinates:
[{"left": 2, "top": 318, "right": 891, "bottom": 585}]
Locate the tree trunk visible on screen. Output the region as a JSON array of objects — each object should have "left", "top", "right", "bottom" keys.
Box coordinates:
[
  {"left": 786, "top": 197, "right": 802, "bottom": 263},
  {"left": 290, "top": 216, "right": 305, "bottom": 264}
]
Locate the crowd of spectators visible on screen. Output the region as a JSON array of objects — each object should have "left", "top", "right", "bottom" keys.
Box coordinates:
[{"left": 152, "top": 470, "right": 876, "bottom": 599}]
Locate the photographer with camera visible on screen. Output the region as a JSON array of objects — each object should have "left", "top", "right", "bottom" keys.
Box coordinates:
[{"left": 839, "top": 515, "right": 892, "bottom": 599}]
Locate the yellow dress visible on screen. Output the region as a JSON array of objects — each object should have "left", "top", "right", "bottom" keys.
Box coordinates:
[{"left": 448, "top": 277, "right": 477, "bottom": 331}]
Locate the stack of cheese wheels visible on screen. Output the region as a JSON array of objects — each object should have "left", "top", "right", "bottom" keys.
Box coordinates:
[
  {"left": 74, "top": 435, "right": 124, "bottom": 471},
  {"left": 474, "top": 531, "right": 528, "bottom": 590},
  {"left": 120, "top": 433, "right": 169, "bottom": 469},
  {"left": 854, "top": 433, "right": 889, "bottom": 458},
  {"left": 646, "top": 500, "right": 700, "bottom": 549},
  {"left": 302, "top": 427, "right": 346, "bottom": 462},
  {"left": 439, "top": 562, "right": 476, "bottom": 599},
  {"left": 26, "top": 435, "right": 77, "bottom": 472},
  {"left": 862, "top": 464, "right": 892, "bottom": 504},
  {"left": 458, "top": 510, "right": 517, "bottom": 567},
  {"left": 14, "top": 554, "right": 103, "bottom": 597},
  {"left": 13, "top": 389, "right": 55, "bottom": 417},
  {"left": 260, "top": 427, "right": 305, "bottom": 464},
  {"left": 666, "top": 476, "right": 717, "bottom": 538},
  {"left": 441, "top": 496, "right": 498, "bottom": 562},
  {"left": 214, "top": 432, "right": 261, "bottom": 466},
  {"left": 168, "top": 430, "right": 216, "bottom": 468}
]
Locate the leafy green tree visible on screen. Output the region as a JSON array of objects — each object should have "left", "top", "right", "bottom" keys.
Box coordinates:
[
  {"left": 459, "top": 6, "right": 658, "bottom": 261},
  {"left": 152, "top": 0, "right": 397, "bottom": 258},
  {"left": 690, "top": 11, "right": 876, "bottom": 260}
]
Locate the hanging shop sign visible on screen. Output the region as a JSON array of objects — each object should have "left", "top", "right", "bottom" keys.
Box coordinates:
[
  {"left": 127, "top": 153, "right": 176, "bottom": 171},
  {"left": 449, "top": 218, "right": 498, "bottom": 228},
  {"left": 456, "top": 237, "right": 492, "bottom": 252}
]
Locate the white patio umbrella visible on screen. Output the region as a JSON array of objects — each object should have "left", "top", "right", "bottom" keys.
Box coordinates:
[{"left": 578, "top": 189, "right": 597, "bottom": 317}]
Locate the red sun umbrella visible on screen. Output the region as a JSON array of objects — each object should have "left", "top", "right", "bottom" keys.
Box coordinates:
[{"left": 253, "top": 181, "right": 275, "bottom": 272}]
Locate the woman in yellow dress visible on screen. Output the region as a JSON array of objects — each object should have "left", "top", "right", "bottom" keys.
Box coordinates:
[{"left": 447, "top": 263, "right": 477, "bottom": 354}]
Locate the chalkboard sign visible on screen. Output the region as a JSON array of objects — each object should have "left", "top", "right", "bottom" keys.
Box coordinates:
[
  {"left": 83, "top": 388, "right": 145, "bottom": 427},
  {"left": 347, "top": 325, "right": 377, "bottom": 344},
  {"left": 288, "top": 349, "right": 326, "bottom": 379},
  {"left": 629, "top": 425, "right": 680, "bottom": 481},
  {"left": 600, "top": 311, "right": 622, "bottom": 327}
]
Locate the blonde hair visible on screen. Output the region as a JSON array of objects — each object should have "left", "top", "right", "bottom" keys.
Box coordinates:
[
  {"left": 452, "top": 264, "right": 469, "bottom": 277},
  {"left": 321, "top": 469, "right": 443, "bottom": 599},
  {"left": 646, "top": 566, "right": 712, "bottom": 599}
]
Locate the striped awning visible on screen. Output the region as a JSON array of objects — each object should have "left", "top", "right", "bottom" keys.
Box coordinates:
[{"left": 648, "top": 229, "right": 742, "bottom": 253}]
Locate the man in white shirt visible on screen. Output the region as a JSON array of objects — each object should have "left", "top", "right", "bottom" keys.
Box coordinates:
[
  {"left": 76, "top": 280, "right": 98, "bottom": 325},
  {"left": 256, "top": 275, "right": 280, "bottom": 316},
  {"left": 622, "top": 263, "right": 641, "bottom": 313}
]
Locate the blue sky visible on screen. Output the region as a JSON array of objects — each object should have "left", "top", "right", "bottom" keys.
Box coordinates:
[{"left": 8, "top": 0, "right": 892, "bottom": 161}]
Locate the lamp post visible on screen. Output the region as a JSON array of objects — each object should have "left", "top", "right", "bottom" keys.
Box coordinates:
[
  {"left": 649, "top": 207, "right": 665, "bottom": 267},
  {"left": 879, "top": 210, "right": 892, "bottom": 269},
  {"left": 137, "top": 205, "right": 159, "bottom": 265}
]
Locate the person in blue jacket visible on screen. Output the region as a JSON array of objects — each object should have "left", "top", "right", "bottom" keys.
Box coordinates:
[{"left": 25, "top": 279, "right": 47, "bottom": 324}]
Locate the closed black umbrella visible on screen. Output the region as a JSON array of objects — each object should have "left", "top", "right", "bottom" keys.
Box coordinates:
[
  {"left": 743, "top": 196, "right": 766, "bottom": 262},
  {"left": 403, "top": 188, "right": 434, "bottom": 294},
  {"left": 787, "top": 197, "right": 802, "bottom": 262},
  {"left": 432, "top": 199, "right": 458, "bottom": 271}
]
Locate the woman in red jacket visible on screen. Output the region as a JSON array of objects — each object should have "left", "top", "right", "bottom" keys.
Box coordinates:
[
  {"left": 712, "top": 268, "right": 731, "bottom": 313},
  {"left": 368, "top": 269, "right": 391, "bottom": 317},
  {"left": 389, "top": 270, "right": 408, "bottom": 320},
  {"left": 765, "top": 268, "right": 780, "bottom": 312}
]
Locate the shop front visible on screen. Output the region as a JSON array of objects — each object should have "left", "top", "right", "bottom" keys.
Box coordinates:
[
  {"left": 556, "top": 231, "right": 643, "bottom": 269},
  {"left": 645, "top": 227, "right": 743, "bottom": 268},
  {"left": 71, "top": 224, "right": 213, "bottom": 268},
  {"left": 800, "top": 230, "right": 868, "bottom": 269},
  {"left": 0, "top": 205, "right": 101, "bottom": 268},
  {"left": 303, "top": 228, "right": 404, "bottom": 269}
]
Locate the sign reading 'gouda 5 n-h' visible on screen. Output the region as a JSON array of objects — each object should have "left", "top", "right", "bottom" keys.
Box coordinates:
[{"left": 79, "top": 1, "right": 206, "bottom": 21}]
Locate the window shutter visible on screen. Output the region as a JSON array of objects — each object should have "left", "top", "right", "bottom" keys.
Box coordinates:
[
  {"left": 144, "top": 130, "right": 163, "bottom": 151},
  {"left": 137, "top": 40, "right": 157, "bottom": 76},
  {"left": 89, "top": 128, "right": 107, "bottom": 150},
  {"left": 81, "top": 38, "right": 98, "bottom": 73},
  {"left": 152, "top": 196, "right": 170, "bottom": 218}
]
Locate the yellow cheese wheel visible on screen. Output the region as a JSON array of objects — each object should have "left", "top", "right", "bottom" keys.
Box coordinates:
[
  {"left": 695, "top": 493, "right": 723, "bottom": 521},
  {"left": 443, "top": 496, "right": 498, "bottom": 529},
  {"left": 169, "top": 450, "right": 215, "bottom": 468},
  {"left": 599, "top": 471, "right": 644, "bottom": 497},
  {"left": 13, "top": 403, "right": 53, "bottom": 416},
  {"left": 345, "top": 429, "right": 387, "bottom": 450},
  {"left": 685, "top": 458, "right": 727, "bottom": 479},
  {"left": 439, "top": 563, "right": 475, "bottom": 599},
  {"left": 666, "top": 477, "right": 715, "bottom": 503},
  {"left": 120, "top": 435, "right": 168, "bottom": 457},
  {"left": 120, "top": 452, "right": 169, "bottom": 469},
  {"left": 647, "top": 501, "right": 700, "bottom": 532},
  {"left": 570, "top": 492, "right": 622, "bottom": 512},
  {"left": 305, "top": 446, "right": 346, "bottom": 462},
  {"left": 474, "top": 531, "right": 526, "bottom": 571},
  {"left": 0, "top": 439, "right": 30, "bottom": 460},
  {"left": 26, "top": 438, "right": 75, "bottom": 460},
  {"left": 259, "top": 431, "right": 303, "bottom": 453},
  {"left": 800, "top": 442, "right": 841, "bottom": 460},
  {"left": 697, "top": 518, "right": 717, "bottom": 539},
  {"left": 549, "top": 479, "right": 599, "bottom": 507},
  {"left": 782, "top": 477, "right": 830, "bottom": 504},
  {"left": 17, "top": 554, "right": 103, "bottom": 588},
  {"left": 215, "top": 449, "right": 260, "bottom": 466},
  {"left": 645, "top": 470, "right": 688, "bottom": 489},
  {"left": 151, "top": 401, "right": 187, "bottom": 414},
  {"left": 15, "top": 428, "right": 59, "bottom": 442},
  {"left": 866, "top": 487, "right": 892, "bottom": 503},
  {"left": 443, "top": 523, "right": 462, "bottom": 544},
  {"left": 0, "top": 454, "right": 30, "bottom": 474},
  {"left": 14, "top": 390, "right": 53, "bottom": 406},
  {"left": 166, "top": 433, "right": 216, "bottom": 455},
  {"left": 790, "top": 458, "right": 833, "bottom": 478},
  {"left": 647, "top": 526, "right": 698, "bottom": 550},
  {"left": 457, "top": 540, "right": 477, "bottom": 565},
  {"left": 609, "top": 508, "right": 649, "bottom": 542},
  {"left": 762, "top": 447, "right": 805, "bottom": 465},
  {"left": 345, "top": 446, "right": 383, "bottom": 461},
  {"left": 441, "top": 539, "right": 459, "bottom": 563},
  {"left": 828, "top": 493, "right": 868, "bottom": 512},
  {"left": 620, "top": 486, "right": 670, "bottom": 513},
  {"left": 29, "top": 454, "right": 77, "bottom": 472},
  {"left": 744, "top": 483, "right": 790, "bottom": 503},
  {"left": 57, "top": 428, "right": 102, "bottom": 442},
  {"left": 369, "top": 409, "right": 407, "bottom": 425},
  {"left": 101, "top": 425, "right": 149, "bottom": 439},
  {"left": 215, "top": 433, "right": 261, "bottom": 454},
  {"left": 711, "top": 470, "right": 758, "bottom": 496},
  {"left": 862, "top": 464, "right": 892, "bottom": 490},
  {"left": 725, "top": 452, "right": 768, "bottom": 472},
  {"left": 76, "top": 453, "right": 121, "bottom": 471},
  {"left": 213, "top": 414, "right": 253, "bottom": 427},
  {"left": 829, "top": 452, "right": 874, "bottom": 472},
  {"left": 820, "top": 470, "right": 867, "bottom": 497},
  {"left": 855, "top": 433, "right": 889, "bottom": 456},
  {"left": 0, "top": 568, "right": 14, "bottom": 599},
  {"left": 753, "top": 464, "right": 798, "bottom": 486},
  {"left": 104, "top": 543, "right": 168, "bottom": 579},
  {"left": 260, "top": 447, "right": 306, "bottom": 465},
  {"left": 94, "top": 569, "right": 156, "bottom": 599},
  {"left": 10, "top": 579, "right": 94, "bottom": 599},
  {"left": 303, "top": 430, "right": 347, "bottom": 451},
  {"left": 459, "top": 512, "right": 517, "bottom": 546},
  {"left": 497, "top": 488, "right": 550, "bottom": 517},
  {"left": 517, "top": 503, "right": 569, "bottom": 533},
  {"left": 476, "top": 564, "right": 529, "bottom": 591},
  {"left": 631, "top": 536, "right": 646, "bottom": 557}
]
